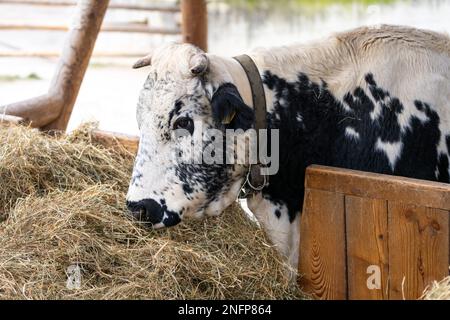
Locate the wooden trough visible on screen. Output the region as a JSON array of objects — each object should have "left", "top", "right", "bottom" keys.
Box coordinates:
[{"left": 299, "top": 165, "right": 450, "bottom": 300}]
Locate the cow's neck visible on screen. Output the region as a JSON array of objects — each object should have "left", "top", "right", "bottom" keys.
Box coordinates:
[
  {"left": 214, "top": 46, "right": 352, "bottom": 219},
  {"left": 243, "top": 44, "right": 351, "bottom": 221},
  {"left": 213, "top": 46, "right": 351, "bottom": 268}
]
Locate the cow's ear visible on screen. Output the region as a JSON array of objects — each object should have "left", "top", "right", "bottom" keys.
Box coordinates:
[{"left": 211, "top": 83, "right": 255, "bottom": 131}]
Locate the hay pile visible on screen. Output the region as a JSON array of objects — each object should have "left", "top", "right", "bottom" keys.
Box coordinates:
[
  {"left": 423, "top": 277, "right": 450, "bottom": 300},
  {"left": 0, "top": 125, "right": 302, "bottom": 300}
]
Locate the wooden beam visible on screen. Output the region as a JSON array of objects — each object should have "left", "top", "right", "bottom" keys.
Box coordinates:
[
  {"left": 0, "top": 51, "right": 150, "bottom": 58},
  {"left": 0, "top": 0, "right": 209, "bottom": 130},
  {"left": 90, "top": 129, "right": 139, "bottom": 154},
  {"left": 0, "top": 22, "right": 180, "bottom": 35},
  {"left": 0, "top": 93, "right": 61, "bottom": 128},
  {"left": 0, "top": 114, "right": 26, "bottom": 125},
  {"left": 0, "top": 0, "right": 110, "bottom": 129},
  {"left": 305, "top": 165, "right": 450, "bottom": 211},
  {"left": 181, "top": 0, "right": 208, "bottom": 51},
  {"left": 0, "top": 0, "right": 180, "bottom": 12},
  {"left": 42, "top": 0, "right": 110, "bottom": 132}
]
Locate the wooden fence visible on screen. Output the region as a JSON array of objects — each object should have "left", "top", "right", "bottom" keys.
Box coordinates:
[
  {"left": 299, "top": 165, "right": 450, "bottom": 300},
  {"left": 0, "top": 0, "right": 208, "bottom": 132}
]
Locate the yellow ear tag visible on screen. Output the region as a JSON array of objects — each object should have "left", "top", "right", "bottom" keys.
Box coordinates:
[{"left": 222, "top": 111, "right": 237, "bottom": 125}]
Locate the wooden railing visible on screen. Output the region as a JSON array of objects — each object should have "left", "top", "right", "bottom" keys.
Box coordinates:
[
  {"left": 0, "top": 0, "right": 181, "bottom": 12},
  {"left": 0, "top": 0, "right": 208, "bottom": 132}
]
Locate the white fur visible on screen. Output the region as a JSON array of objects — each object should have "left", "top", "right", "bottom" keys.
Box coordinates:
[
  {"left": 247, "top": 194, "right": 299, "bottom": 276},
  {"left": 345, "top": 127, "right": 361, "bottom": 140},
  {"left": 375, "top": 139, "right": 404, "bottom": 170}
]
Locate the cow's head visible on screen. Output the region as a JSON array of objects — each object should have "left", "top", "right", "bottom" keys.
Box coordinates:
[{"left": 126, "top": 43, "right": 255, "bottom": 228}]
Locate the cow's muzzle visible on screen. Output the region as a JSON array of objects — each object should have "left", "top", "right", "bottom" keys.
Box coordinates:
[{"left": 126, "top": 199, "right": 181, "bottom": 228}]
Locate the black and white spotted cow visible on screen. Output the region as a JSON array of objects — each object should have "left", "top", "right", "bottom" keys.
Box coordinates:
[{"left": 127, "top": 25, "right": 450, "bottom": 269}]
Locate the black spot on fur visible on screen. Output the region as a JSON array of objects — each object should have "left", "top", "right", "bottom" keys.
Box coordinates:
[
  {"left": 176, "top": 163, "right": 232, "bottom": 205},
  {"left": 394, "top": 101, "right": 441, "bottom": 181},
  {"left": 162, "top": 212, "right": 182, "bottom": 227},
  {"left": 447, "top": 136, "right": 450, "bottom": 155},
  {"left": 262, "top": 71, "right": 445, "bottom": 222},
  {"left": 168, "top": 100, "right": 184, "bottom": 127},
  {"left": 275, "top": 210, "right": 281, "bottom": 219},
  {"left": 438, "top": 154, "right": 450, "bottom": 183},
  {"left": 183, "top": 183, "right": 194, "bottom": 195}
]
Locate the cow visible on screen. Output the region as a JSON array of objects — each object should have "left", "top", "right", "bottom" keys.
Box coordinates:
[{"left": 126, "top": 25, "right": 450, "bottom": 269}]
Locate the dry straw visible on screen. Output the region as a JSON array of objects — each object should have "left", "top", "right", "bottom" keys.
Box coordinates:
[
  {"left": 422, "top": 276, "right": 450, "bottom": 300},
  {"left": 0, "top": 125, "right": 302, "bottom": 300}
]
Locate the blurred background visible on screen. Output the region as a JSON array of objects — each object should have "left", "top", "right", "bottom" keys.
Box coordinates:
[{"left": 1, "top": 0, "right": 450, "bottom": 135}]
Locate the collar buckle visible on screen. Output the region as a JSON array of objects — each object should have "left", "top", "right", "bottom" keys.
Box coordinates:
[{"left": 238, "top": 164, "right": 270, "bottom": 200}]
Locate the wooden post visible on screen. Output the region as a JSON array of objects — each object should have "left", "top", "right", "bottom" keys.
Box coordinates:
[
  {"left": 42, "top": 0, "right": 109, "bottom": 132},
  {"left": 181, "top": 0, "right": 208, "bottom": 52},
  {"left": 0, "top": 0, "right": 109, "bottom": 130}
]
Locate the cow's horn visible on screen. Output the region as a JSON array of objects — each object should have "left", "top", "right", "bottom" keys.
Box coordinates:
[
  {"left": 190, "top": 53, "right": 209, "bottom": 76},
  {"left": 133, "top": 54, "right": 153, "bottom": 69}
]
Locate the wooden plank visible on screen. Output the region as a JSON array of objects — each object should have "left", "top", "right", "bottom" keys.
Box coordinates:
[
  {"left": 0, "top": 114, "right": 26, "bottom": 125},
  {"left": 305, "top": 166, "right": 450, "bottom": 211},
  {"left": 346, "top": 196, "right": 389, "bottom": 300},
  {"left": 91, "top": 129, "right": 139, "bottom": 155},
  {"left": 388, "top": 202, "right": 449, "bottom": 300},
  {"left": 299, "top": 189, "right": 347, "bottom": 300},
  {"left": 0, "top": 0, "right": 181, "bottom": 12},
  {"left": 0, "top": 51, "right": 154, "bottom": 58},
  {"left": 0, "top": 22, "right": 180, "bottom": 35}
]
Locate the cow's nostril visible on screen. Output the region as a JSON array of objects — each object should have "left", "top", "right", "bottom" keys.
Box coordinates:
[
  {"left": 133, "top": 208, "right": 147, "bottom": 221},
  {"left": 126, "top": 199, "right": 165, "bottom": 226},
  {"left": 127, "top": 202, "right": 146, "bottom": 221}
]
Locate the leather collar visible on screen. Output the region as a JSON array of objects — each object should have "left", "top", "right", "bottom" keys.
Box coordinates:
[{"left": 233, "top": 54, "right": 269, "bottom": 195}]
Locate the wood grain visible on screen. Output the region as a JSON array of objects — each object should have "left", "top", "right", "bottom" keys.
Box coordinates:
[
  {"left": 346, "top": 196, "right": 389, "bottom": 300},
  {"left": 305, "top": 166, "right": 450, "bottom": 211},
  {"left": 388, "top": 202, "right": 449, "bottom": 300},
  {"left": 299, "top": 189, "right": 347, "bottom": 300},
  {"left": 91, "top": 129, "right": 139, "bottom": 155}
]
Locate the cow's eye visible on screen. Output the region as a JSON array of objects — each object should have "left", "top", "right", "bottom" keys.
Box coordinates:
[{"left": 173, "top": 117, "right": 194, "bottom": 135}]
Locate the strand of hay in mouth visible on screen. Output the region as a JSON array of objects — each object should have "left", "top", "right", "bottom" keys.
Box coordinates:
[
  {"left": 0, "top": 125, "right": 302, "bottom": 300},
  {"left": 422, "top": 276, "right": 450, "bottom": 300}
]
